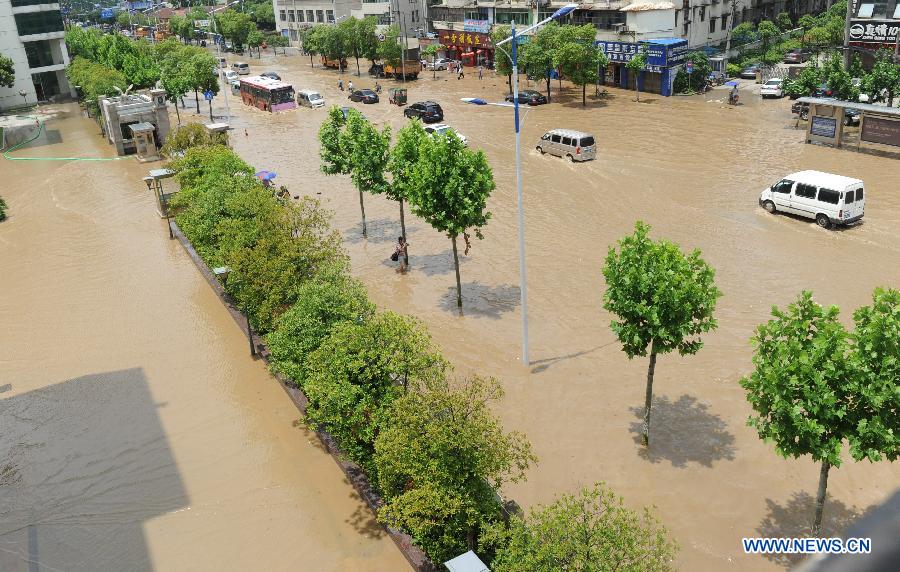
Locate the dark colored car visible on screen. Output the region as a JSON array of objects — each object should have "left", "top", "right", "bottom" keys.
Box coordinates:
[
  {"left": 813, "top": 84, "right": 834, "bottom": 98},
  {"left": 260, "top": 71, "right": 281, "bottom": 80},
  {"left": 740, "top": 64, "right": 761, "bottom": 79},
  {"left": 348, "top": 89, "right": 379, "bottom": 104},
  {"left": 791, "top": 101, "right": 860, "bottom": 125},
  {"left": 504, "top": 89, "right": 548, "bottom": 105},
  {"left": 783, "top": 49, "right": 811, "bottom": 64},
  {"left": 403, "top": 101, "right": 444, "bottom": 123}
]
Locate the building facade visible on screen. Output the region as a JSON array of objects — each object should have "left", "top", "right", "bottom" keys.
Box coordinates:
[
  {"left": 273, "top": 0, "right": 425, "bottom": 44},
  {"left": 0, "top": 0, "right": 73, "bottom": 109}
]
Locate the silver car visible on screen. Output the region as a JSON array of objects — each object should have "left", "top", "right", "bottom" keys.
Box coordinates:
[{"left": 535, "top": 129, "right": 596, "bottom": 162}]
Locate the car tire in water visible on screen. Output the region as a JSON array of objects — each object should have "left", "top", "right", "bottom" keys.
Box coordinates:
[
  {"left": 536, "top": 146, "right": 544, "bottom": 154},
  {"left": 816, "top": 214, "right": 832, "bottom": 229},
  {"left": 763, "top": 201, "right": 776, "bottom": 213},
  {"left": 567, "top": 154, "right": 575, "bottom": 162}
]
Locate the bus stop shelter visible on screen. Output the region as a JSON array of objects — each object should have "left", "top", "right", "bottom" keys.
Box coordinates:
[{"left": 797, "top": 97, "right": 900, "bottom": 152}]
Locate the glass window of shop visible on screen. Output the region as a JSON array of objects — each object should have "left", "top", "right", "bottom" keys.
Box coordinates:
[
  {"left": 494, "top": 10, "right": 531, "bottom": 26},
  {"left": 377, "top": 12, "right": 390, "bottom": 25},
  {"left": 14, "top": 10, "right": 65, "bottom": 36},
  {"left": 316, "top": 10, "right": 324, "bottom": 22},
  {"left": 326, "top": 10, "right": 334, "bottom": 22}
]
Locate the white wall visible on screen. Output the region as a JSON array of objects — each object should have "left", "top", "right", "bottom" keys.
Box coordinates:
[{"left": 0, "top": 2, "right": 36, "bottom": 109}]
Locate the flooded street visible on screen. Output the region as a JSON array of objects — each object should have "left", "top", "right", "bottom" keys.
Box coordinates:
[
  {"left": 0, "top": 106, "right": 409, "bottom": 570},
  {"left": 223, "top": 52, "right": 900, "bottom": 570}
]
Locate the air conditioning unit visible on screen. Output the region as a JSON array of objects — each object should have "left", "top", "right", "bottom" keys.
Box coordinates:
[{"left": 613, "top": 23, "right": 629, "bottom": 33}]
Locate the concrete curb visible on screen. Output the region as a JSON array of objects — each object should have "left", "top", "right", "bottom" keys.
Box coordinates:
[{"left": 170, "top": 221, "right": 436, "bottom": 572}]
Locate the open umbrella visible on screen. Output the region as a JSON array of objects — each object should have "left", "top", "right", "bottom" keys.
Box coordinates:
[
  {"left": 255, "top": 170, "right": 277, "bottom": 181},
  {"left": 724, "top": 81, "right": 740, "bottom": 87}
]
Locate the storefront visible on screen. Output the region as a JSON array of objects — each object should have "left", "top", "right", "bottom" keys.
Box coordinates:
[
  {"left": 595, "top": 38, "right": 687, "bottom": 97},
  {"left": 437, "top": 28, "right": 493, "bottom": 67}
]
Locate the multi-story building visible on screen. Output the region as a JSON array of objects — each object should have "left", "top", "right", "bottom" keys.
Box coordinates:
[
  {"left": 273, "top": 0, "right": 425, "bottom": 44},
  {"left": 0, "top": 0, "right": 73, "bottom": 109}
]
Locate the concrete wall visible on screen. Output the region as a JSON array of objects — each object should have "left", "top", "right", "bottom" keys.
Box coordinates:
[{"left": 0, "top": 1, "right": 36, "bottom": 109}]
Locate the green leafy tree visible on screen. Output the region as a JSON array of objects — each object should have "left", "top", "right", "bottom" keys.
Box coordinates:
[
  {"left": 161, "top": 122, "right": 227, "bottom": 157},
  {"left": 775, "top": 12, "right": 793, "bottom": 32},
  {"left": 342, "top": 17, "right": 378, "bottom": 76},
  {"left": 303, "top": 311, "right": 448, "bottom": 477},
  {"left": 388, "top": 120, "right": 428, "bottom": 261},
  {"left": 421, "top": 43, "right": 439, "bottom": 79},
  {"left": 822, "top": 52, "right": 859, "bottom": 101},
  {"left": 625, "top": 49, "right": 647, "bottom": 102},
  {"left": 861, "top": 50, "right": 900, "bottom": 105},
  {"left": 346, "top": 110, "right": 392, "bottom": 240},
  {"left": 217, "top": 9, "right": 254, "bottom": 50},
  {"left": 0, "top": 196, "right": 7, "bottom": 222},
  {"left": 320, "top": 24, "right": 349, "bottom": 73},
  {"left": 248, "top": 2, "right": 275, "bottom": 30},
  {"left": 247, "top": 28, "right": 264, "bottom": 58},
  {"left": 731, "top": 22, "right": 756, "bottom": 46},
  {"left": 602, "top": 222, "right": 721, "bottom": 447},
  {"left": 520, "top": 23, "right": 560, "bottom": 101},
  {"left": 375, "top": 376, "right": 536, "bottom": 564},
  {"left": 482, "top": 483, "right": 678, "bottom": 572},
  {"left": 490, "top": 24, "right": 516, "bottom": 94},
  {"left": 847, "top": 53, "right": 865, "bottom": 80},
  {"left": 805, "top": 26, "right": 832, "bottom": 55},
  {"left": 847, "top": 288, "right": 900, "bottom": 465},
  {"left": 159, "top": 55, "right": 191, "bottom": 124},
  {"left": 66, "top": 57, "right": 127, "bottom": 117},
  {"left": 553, "top": 24, "right": 607, "bottom": 106},
  {"left": 757, "top": 20, "right": 780, "bottom": 52},
  {"left": 187, "top": 50, "right": 219, "bottom": 113},
  {"left": 266, "top": 33, "right": 290, "bottom": 55},
  {"left": 798, "top": 14, "right": 816, "bottom": 31},
  {"left": 407, "top": 132, "right": 494, "bottom": 308},
  {"left": 740, "top": 292, "right": 854, "bottom": 535},
  {"left": 673, "top": 51, "right": 712, "bottom": 94},
  {"left": 0, "top": 54, "right": 15, "bottom": 88},
  {"left": 783, "top": 61, "right": 821, "bottom": 97},
  {"left": 376, "top": 24, "right": 403, "bottom": 70},
  {"left": 267, "top": 275, "right": 374, "bottom": 385},
  {"left": 300, "top": 25, "right": 325, "bottom": 67}
]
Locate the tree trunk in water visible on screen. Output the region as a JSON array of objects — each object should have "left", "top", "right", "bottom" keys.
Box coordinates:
[
  {"left": 582, "top": 83, "right": 586, "bottom": 106},
  {"left": 641, "top": 343, "right": 658, "bottom": 447},
  {"left": 451, "top": 233, "right": 462, "bottom": 307},
  {"left": 355, "top": 56, "right": 360, "bottom": 76},
  {"left": 399, "top": 199, "right": 408, "bottom": 266},
  {"left": 812, "top": 460, "right": 831, "bottom": 536},
  {"left": 174, "top": 102, "right": 181, "bottom": 125},
  {"left": 310, "top": 54, "right": 314, "bottom": 67},
  {"left": 635, "top": 83, "right": 640, "bottom": 102},
  {"left": 358, "top": 189, "right": 367, "bottom": 238},
  {"left": 546, "top": 76, "right": 551, "bottom": 102},
  {"left": 507, "top": 74, "right": 512, "bottom": 94},
  {"left": 194, "top": 89, "right": 200, "bottom": 113}
]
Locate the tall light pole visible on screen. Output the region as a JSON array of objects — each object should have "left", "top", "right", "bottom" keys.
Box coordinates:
[{"left": 464, "top": 4, "right": 578, "bottom": 366}]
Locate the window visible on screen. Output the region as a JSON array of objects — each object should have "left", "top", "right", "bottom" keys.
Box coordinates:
[
  {"left": 316, "top": 10, "right": 324, "bottom": 23},
  {"left": 290, "top": 29, "right": 298, "bottom": 40},
  {"left": 857, "top": 188, "right": 864, "bottom": 200},
  {"left": 24, "top": 40, "right": 56, "bottom": 68},
  {"left": 298, "top": 11, "right": 304, "bottom": 22},
  {"left": 326, "top": 10, "right": 334, "bottom": 23},
  {"left": 580, "top": 136, "right": 594, "bottom": 147},
  {"left": 307, "top": 10, "right": 314, "bottom": 22},
  {"left": 845, "top": 190, "right": 855, "bottom": 204},
  {"left": 699, "top": 6, "right": 706, "bottom": 21},
  {"left": 895, "top": 4, "right": 900, "bottom": 18},
  {"left": 709, "top": 17, "right": 717, "bottom": 34},
  {"left": 561, "top": 136, "right": 572, "bottom": 146},
  {"left": 465, "top": 10, "right": 487, "bottom": 20},
  {"left": 377, "top": 12, "right": 391, "bottom": 25},
  {"left": 796, "top": 184, "right": 817, "bottom": 199},
  {"left": 870, "top": 1, "right": 888, "bottom": 17},
  {"left": 280, "top": 10, "right": 286, "bottom": 21},
  {"left": 818, "top": 188, "right": 840, "bottom": 204},
  {"left": 773, "top": 179, "right": 794, "bottom": 194},
  {"left": 857, "top": 3, "right": 874, "bottom": 17},
  {"left": 14, "top": 10, "right": 64, "bottom": 36},
  {"left": 721, "top": 14, "right": 728, "bottom": 30},
  {"left": 550, "top": 134, "right": 561, "bottom": 143},
  {"left": 495, "top": 10, "right": 530, "bottom": 25},
  {"left": 288, "top": 10, "right": 295, "bottom": 22}
]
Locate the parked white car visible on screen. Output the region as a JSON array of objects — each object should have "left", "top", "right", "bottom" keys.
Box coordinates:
[
  {"left": 427, "top": 58, "right": 452, "bottom": 71},
  {"left": 760, "top": 78, "right": 784, "bottom": 98},
  {"left": 759, "top": 170, "right": 865, "bottom": 229},
  {"left": 424, "top": 123, "right": 468, "bottom": 146},
  {"left": 222, "top": 70, "right": 239, "bottom": 82}
]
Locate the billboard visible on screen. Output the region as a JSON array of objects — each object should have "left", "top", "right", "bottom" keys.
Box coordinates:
[
  {"left": 848, "top": 21, "right": 899, "bottom": 44},
  {"left": 861, "top": 116, "right": 900, "bottom": 147},
  {"left": 463, "top": 19, "right": 490, "bottom": 34}
]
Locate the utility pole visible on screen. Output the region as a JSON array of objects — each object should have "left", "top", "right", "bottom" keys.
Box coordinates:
[{"left": 842, "top": 0, "right": 853, "bottom": 67}]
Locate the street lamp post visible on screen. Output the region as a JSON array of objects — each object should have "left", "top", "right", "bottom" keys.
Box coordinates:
[{"left": 464, "top": 4, "right": 577, "bottom": 366}]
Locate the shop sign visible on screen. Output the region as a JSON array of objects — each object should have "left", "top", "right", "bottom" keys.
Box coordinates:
[
  {"left": 861, "top": 116, "right": 900, "bottom": 147},
  {"left": 439, "top": 30, "right": 492, "bottom": 49},
  {"left": 463, "top": 19, "right": 491, "bottom": 33},
  {"left": 595, "top": 41, "right": 665, "bottom": 72},
  {"left": 848, "top": 20, "right": 899, "bottom": 43}
]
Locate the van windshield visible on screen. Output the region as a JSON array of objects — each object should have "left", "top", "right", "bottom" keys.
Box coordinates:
[{"left": 580, "top": 136, "right": 594, "bottom": 147}]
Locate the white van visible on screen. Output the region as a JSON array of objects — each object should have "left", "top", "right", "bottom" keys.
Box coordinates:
[
  {"left": 232, "top": 61, "right": 250, "bottom": 75},
  {"left": 535, "top": 129, "right": 596, "bottom": 162},
  {"left": 759, "top": 170, "right": 865, "bottom": 229},
  {"left": 297, "top": 89, "right": 325, "bottom": 109}
]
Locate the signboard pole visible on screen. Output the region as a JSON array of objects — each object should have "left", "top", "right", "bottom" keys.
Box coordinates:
[{"left": 843, "top": 0, "right": 853, "bottom": 67}]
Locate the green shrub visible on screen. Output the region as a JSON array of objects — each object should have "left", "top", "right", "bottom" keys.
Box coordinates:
[
  {"left": 0, "top": 196, "right": 7, "bottom": 221},
  {"left": 267, "top": 274, "right": 374, "bottom": 386},
  {"left": 727, "top": 63, "right": 742, "bottom": 77}
]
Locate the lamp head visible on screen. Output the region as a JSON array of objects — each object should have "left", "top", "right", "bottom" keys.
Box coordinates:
[
  {"left": 460, "top": 97, "right": 487, "bottom": 105},
  {"left": 551, "top": 4, "right": 578, "bottom": 20},
  {"left": 142, "top": 176, "right": 154, "bottom": 191}
]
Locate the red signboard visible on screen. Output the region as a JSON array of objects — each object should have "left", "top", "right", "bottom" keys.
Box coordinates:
[{"left": 438, "top": 30, "right": 492, "bottom": 49}]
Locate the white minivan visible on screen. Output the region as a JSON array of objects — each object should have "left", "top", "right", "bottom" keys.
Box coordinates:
[
  {"left": 297, "top": 89, "right": 325, "bottom": 108},
  {"left": 759, "top": 170, "right": 865, "bottom": 229}
]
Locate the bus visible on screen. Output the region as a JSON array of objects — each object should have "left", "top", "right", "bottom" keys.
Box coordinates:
[{"left": 238, "top": 76, "right": 296, "bottom": 112}]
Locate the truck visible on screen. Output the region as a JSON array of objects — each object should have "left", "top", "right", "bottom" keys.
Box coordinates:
[
  {"left": 320, "top": 56, "right": 348, "bottom": 70},
  {"left": 369, "top": 61, "right": 420, "bottom": 80}
]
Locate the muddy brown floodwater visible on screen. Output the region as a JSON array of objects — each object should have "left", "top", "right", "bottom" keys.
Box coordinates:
[
  {"left": 0, "top": 106, "right": 410, "bottom": 570},
  {"left": 221, "top": 53, "right": 899, "bottom": 570}
]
